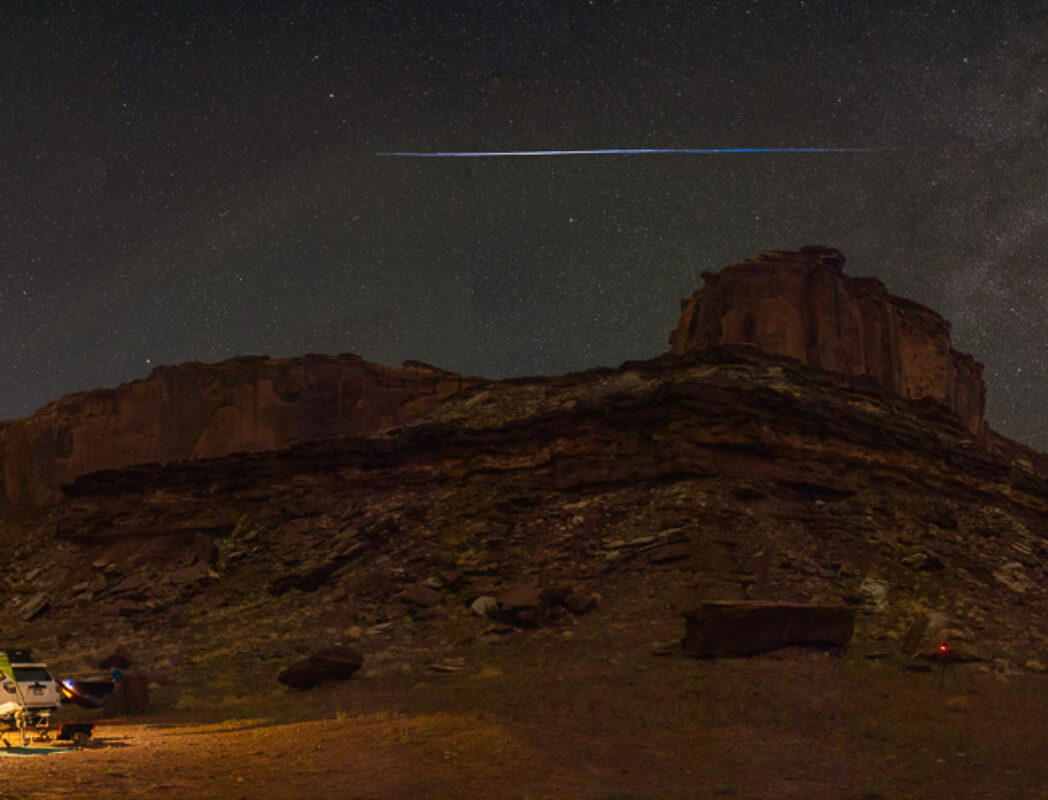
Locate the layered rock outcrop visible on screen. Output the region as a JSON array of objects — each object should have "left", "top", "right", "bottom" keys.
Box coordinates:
[
  {"left": 669, "top": 246, "right": 986, "bottom": 438},
  {"left": 0, "top": 246, "right": 1016, "bottom": 511},
  {"left": 0, "top": 354, "right": 478, "bottom": 509}
]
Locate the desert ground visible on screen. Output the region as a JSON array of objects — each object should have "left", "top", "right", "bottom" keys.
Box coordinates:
[{"left": 4, "top": 592, "right": 1047, "bottom": 800}]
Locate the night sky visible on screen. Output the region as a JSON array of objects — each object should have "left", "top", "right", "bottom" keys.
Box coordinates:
[{"left": 2, "top": 2, "right": 1046, "bottom": 444}]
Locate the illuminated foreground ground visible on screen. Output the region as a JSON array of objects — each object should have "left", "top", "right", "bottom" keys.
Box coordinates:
[{"left": 3, "top": 641, "right": 1047, "bottom": 800}]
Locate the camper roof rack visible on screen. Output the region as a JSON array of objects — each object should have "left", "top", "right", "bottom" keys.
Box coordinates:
[{"left": 0, "top": 649, "right": 35, "bottom": 662}]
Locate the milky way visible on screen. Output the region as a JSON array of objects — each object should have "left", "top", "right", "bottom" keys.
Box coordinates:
[{"left": 0, "top": 2, "right": 1045, "bottom": 443}]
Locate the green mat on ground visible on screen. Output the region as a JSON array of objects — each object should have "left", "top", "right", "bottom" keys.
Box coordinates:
[{"left": 0, "top": 745, "right": 73, "bottom": 757}]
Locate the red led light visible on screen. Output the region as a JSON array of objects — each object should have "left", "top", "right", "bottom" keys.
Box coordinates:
[{"left": 939, "top": 644, "right": 948, "bottom": 652}]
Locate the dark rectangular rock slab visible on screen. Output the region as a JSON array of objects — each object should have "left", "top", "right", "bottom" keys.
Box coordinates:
[{"left": 683, "top": 600, "right": 854, "bottom": 657}]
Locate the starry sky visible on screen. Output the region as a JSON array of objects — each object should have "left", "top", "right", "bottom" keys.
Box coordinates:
[{"left": 1, "top": 1, "right": 1046, "bottom": 443}]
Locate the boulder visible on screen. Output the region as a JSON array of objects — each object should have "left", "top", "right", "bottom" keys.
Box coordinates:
[
  {"left": 277, "top": 645, "right": 363, "bottom": 689},
  {"left": 562, "top": 590, "right": 599, "bottom": 616},
  {"left": 497, "top": 582, "right": 547, "bottom": 612},
  {"left": 293, "top": 560, "right": 343, "bottom": 593},
  {"left": 401, "top": 583, "right": 443, "bottom": 608},
  {"left": 682, "top": 601, "right": 854, "bottom": 657},
  {"left": 437, "top": 569, "right": 464, "bottom": 589},
  {"left": 166, "top": 563, "right": 212, "bottom": 589},
  {"left": 310, "top": 646, "right": 364, "bottom": 679},
  {"left": 497, "top": 582, "right": 562, "bottom": 626},
  {"left": 269, "top": 559, "right": 346, "bottom": 595},
  {"left": 857, "top": 577, "right": 889, "bottom": 610},
  {"left": 109, "top": 572, "right": 151, "bottom": 597},
  {"left": 470, "top": 596, "right": 499, "bottom": 618},
  {"left": 19, "top": 593, "right": 50, "bottom": 621}
]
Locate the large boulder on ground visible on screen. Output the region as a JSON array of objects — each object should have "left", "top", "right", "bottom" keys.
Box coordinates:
[
  {"left": 682, "top": 601, "right": 854, "bottom": 657},
  {"left": 401, "top": 582, "right": 443, "bottom": 608},
  {"left": 470, "top": 596, "right": 499, "bottom": 618},
  {"left": 857, "top": 577, "right": 889, "bottom": 610},
  {"left": 277, "top": 645, "right": 363, "bottom": 689},
  {"left": 310, "top": 646, "right": 364, "bottom": 679},
  {"left": 562, "top": 589, "right": 600, "bottom": 616},
  {"left": 497, "top": 582, "right": 570, "bottom": 626},
  {"left": 492, "top": 582, "right": 595, "bottom": 624},
  {"left": 497, "top": 582, "right": 548, "bottom": 625}
]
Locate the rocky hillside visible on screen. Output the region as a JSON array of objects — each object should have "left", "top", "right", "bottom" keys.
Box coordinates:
[
  {"left": 1, "top": 246, "right": 1046, "bottom": 708},
  {"left": 2, "top": 352, "right": 1047, "bottom": 704}
]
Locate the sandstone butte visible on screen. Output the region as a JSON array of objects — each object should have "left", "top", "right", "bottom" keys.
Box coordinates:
[
  {"left": 0, "top": 354, "right": 479, "bottom": 509},
  {"left": 669, "top": 245, "right": 987, "bottom": 439},
  {"left": 0, "top": 245, "right": 1042, "bottom": 510}
]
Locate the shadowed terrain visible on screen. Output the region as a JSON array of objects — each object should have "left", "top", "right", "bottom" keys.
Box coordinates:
[{"left": 1, "top": 249, "right": 1046, "bottom": 798}]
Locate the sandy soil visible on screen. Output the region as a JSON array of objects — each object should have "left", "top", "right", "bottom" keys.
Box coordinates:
[{"left": 3, "top": 634, "right": 1048, "bottom": 800}]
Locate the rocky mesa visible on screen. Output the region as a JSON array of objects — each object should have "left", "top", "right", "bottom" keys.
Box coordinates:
[
  {"left": 0, "top": 245, "right": 1032, "bottom": 514},
  {"left": 670, "top": 245, "right": 987, "bottom": 439},
  {"left": 0, "top": 354, "right": 479, "bottom": 509}
]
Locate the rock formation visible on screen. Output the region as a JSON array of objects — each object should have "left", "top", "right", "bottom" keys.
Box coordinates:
[
  {"left": 6, "top": 346, "right": 1047, "bottom": 689},
  {"left": 682, "top": 601, "right": 855, "bottom": 657},
  {"left": 669, "top": 246, "right": 986, "bottom": 438},
  {"left": 0, "top": 354, "right": 478, "bottom": 509},
  {"left": 1, "top": 267, "right": 1047, "bottom": 760},
  {"left": 0, "top": 246, "right": 1027, "bottom": 512}
]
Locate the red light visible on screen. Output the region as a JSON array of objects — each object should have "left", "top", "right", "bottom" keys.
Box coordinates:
[{"left": 939, "top": 644, "right": 948, "bottom": 652}]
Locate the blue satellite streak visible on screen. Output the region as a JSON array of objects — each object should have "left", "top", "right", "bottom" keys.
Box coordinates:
[{"left": 378, "top": 147, "right": 872, "bottom": 157}]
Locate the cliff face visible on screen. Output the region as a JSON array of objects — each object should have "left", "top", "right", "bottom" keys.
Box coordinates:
[
  {"left": 669, "top": 246, "right": 986, "bottom": 438},
  {"left": 0, "top": 354, "right": 478, "bottom": 509},
  {"left": 0, "top": 246, "right": 1010, "bottom": 510}
]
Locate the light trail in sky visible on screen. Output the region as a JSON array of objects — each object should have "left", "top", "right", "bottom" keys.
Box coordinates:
[{"left": 378, "top": 147, "right": 874, "bottom": 157}]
